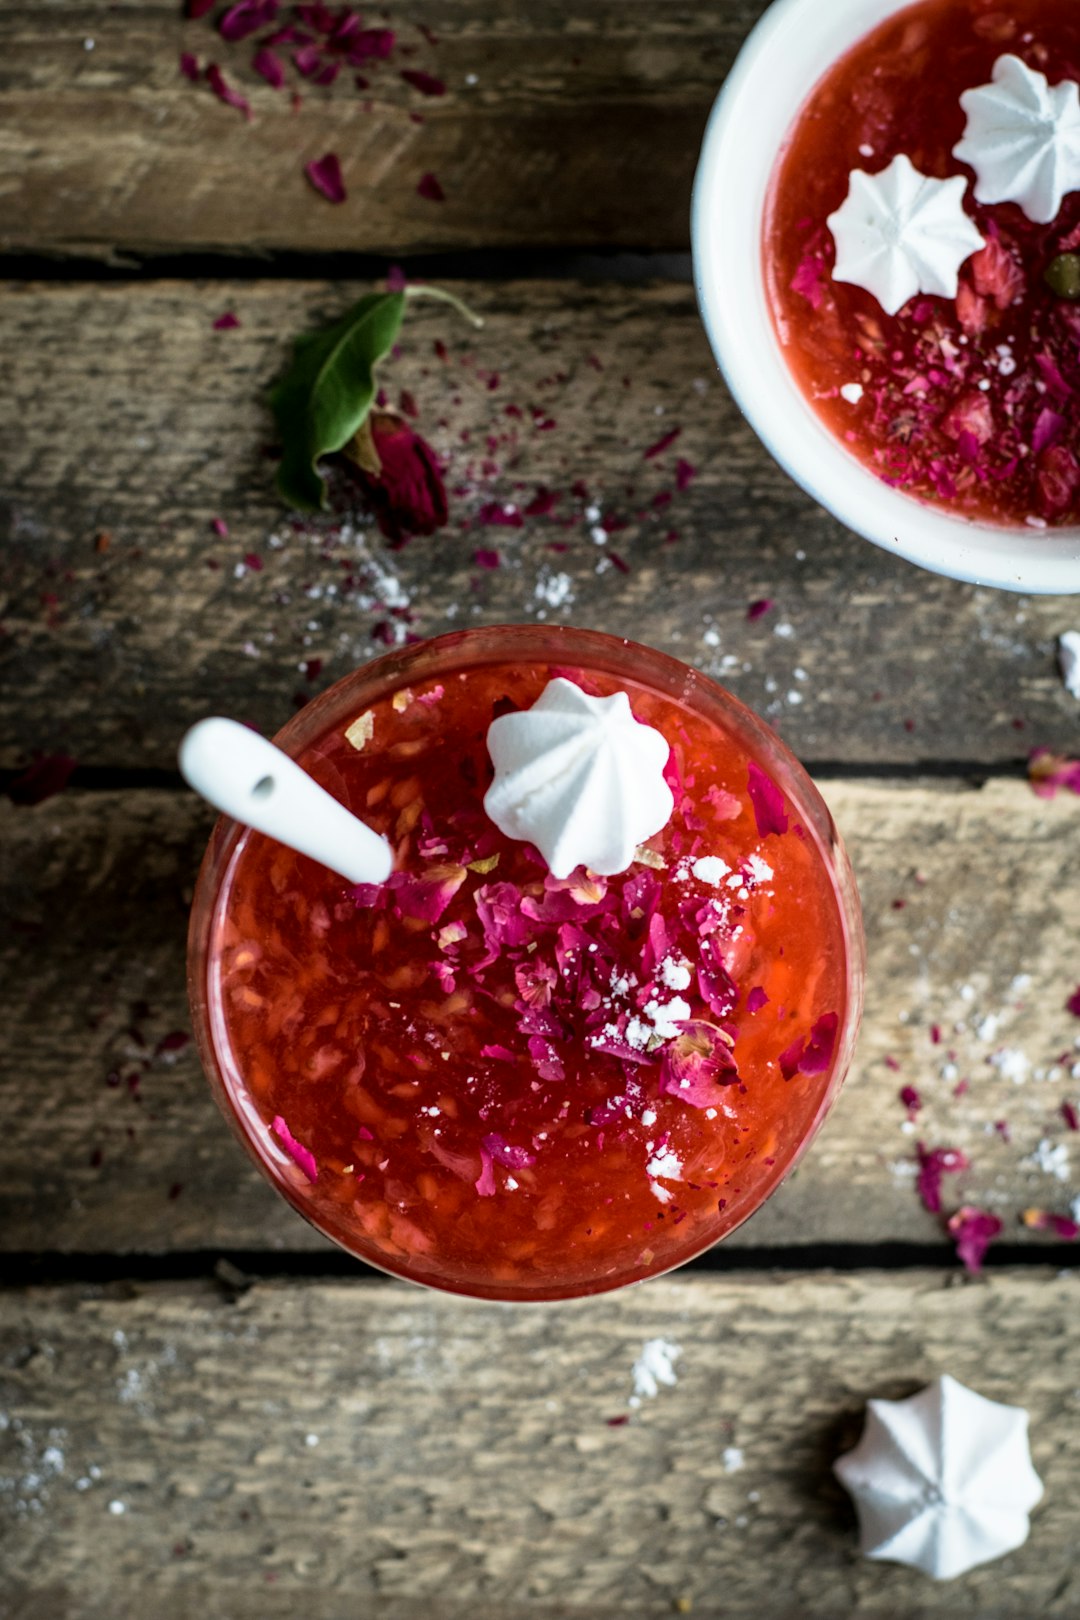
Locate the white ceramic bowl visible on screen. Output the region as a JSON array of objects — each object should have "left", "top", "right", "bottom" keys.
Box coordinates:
[{"left": 691, "top": 0, "right": 1080, "bottom": 595}]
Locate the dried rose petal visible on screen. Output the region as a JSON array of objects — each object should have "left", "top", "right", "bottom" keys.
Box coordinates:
[
  {"left": 187, "top": 0, "right": 216, "bottom": 15},
  {"left": 948, "top": 1205, "right": 1001, "bottom": 1273},
  {"left": 179, "top": 51, "right": 201, "bottom": 82},
  {"left": 915, "top": 1142, "right": 969, "bottom": 1215},
  {"left": 477, "top": 502, "right": 523, "bottom": 528},
  {"left": 220, "top": 0, "right": 279, "bottom": 42},
  {"left": 675, "top": 459, "right": 696, "bottom": 491},
  {"left": 481, "top": 1133, "right": 536, "bottom": 1171},
  {"left": 206, "top": 63, "right": 253, "bottom": 121},
  {"left": 778, "top": 1011, "right": 838, "bottom": 1080},
  {"left": 401, "top": 69, "right": 446, "bottom": 96},
  {"left": 252, "top": 47, "right": 286, "bottom": 88},
  {"left": 304, "top": 152, "right": 346, "bottom": 204},
  {"left": 1063, "top": 1100, "right": 1080, "bottom": 1130},
  {"left": 417, "top": 171, "right": 445, "bottom": 202},
  {"left": 475, "top": 1146, "right": 497, "bottom": 1197},
  {"left": 1023, "top": 1207, "right": 1080, "bottom": 1239},
  {"left": 899, "top": 1084, "right": 922, "bottom": 1114},
  {"left": 213, "top": 311, "right": 241, "bottom": 330},
  {"left": 1029, "top": 748, "right": 1080, "bottom": 798},
  {"left": 746, "top": 598, "right": 774, "bottom": 622},
  {"left": 644, "top": 426, "right": 681, "bottom": 460},
  {"left": 660, "top": 1021, "right": 738, "bottom": 1108},
  {"left": 347, "top": 27, "right": 395, "bottom": 63},
  {"left": 272, "top": 1115, "right": 318, "bottom": 1182},
  {"left": 747, "top": 761, "right": 788, "bottom": 837},
  {"left": 1067, "top": 987, "right": 1080, "bottom": 1017},
  {"left": 790, "top": 251, "right": 828, "bottom": 310},
  {"left": 6, "top": 752, "right": 77, "bottom": 806},
  {"left": 395, "top": 864, "right": 467, "bottom": 924},
  {"left": 745, "top": 986, "right": 768, "bottom": 1014}
]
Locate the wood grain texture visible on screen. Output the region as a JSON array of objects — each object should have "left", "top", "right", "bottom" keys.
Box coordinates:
[
  {"left": 4, "top": 778, "right": 1080, "bottom": 1257},
  {"left": 1, "top": 1270, "right": 1077, "bottom": 1618},
  {"left": 0, "top": 1, "right": 758, "bottom": 259},
  {"left": 2, "top": 280, "right": 1077, "bottom": 772}
]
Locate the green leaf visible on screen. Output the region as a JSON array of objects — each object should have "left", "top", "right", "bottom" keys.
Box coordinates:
[{"left": 269, "top": 291, "right": 407, "bottom": 513}]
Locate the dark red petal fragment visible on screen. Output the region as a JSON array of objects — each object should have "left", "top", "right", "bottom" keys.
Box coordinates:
[
  {"left": 213, "top": 310, "right": 241, "bottom": 330},
  {"left": 643, "top": 426, "right": 681, "bottom": 460},
  {"left": 220, "top": 0, "right": 279, "bottom": 42},
  {"left": 187, "top": 0, "right": 216, "bottom": 16},
  {"left": 252, "top": 47, "right": 286, "bottom": 88},
  {"left": 747, "top": 761, "right": 788, "bottom": 838},
  {"left": 746, "top": 597, "right": 774, "bottom": 622},
  {"left": 745, "top": 986, "right": 768, "bottom": 1014},
  {"left": 948, "top": 1205, "right": 1001, "bottom": 1273},
  {"left": 304, "top": 152, "right": 346, "bottom": 203},
  {"left": 401, "top": 68, "right": 446, "bottom": 96},
  {"left": 6, "top": 752, "right": 77, "bottom": 806},
  {"left": 1067, "top": 986, "right": 1080, "bottom": 1017},
  {"left": 179, "top": 51, "right": 201, "bottom": 82},
  {"left": 206, "top": 63, "right": 253, "bottom": 120},
  {"left": 417, "top": 171, "right": 445, "bottom": 202},
  {"left": 778, "top": 1012, "right": 838, "bottom": 1081},
  {"left": 914, "top": 1142, "right": 969, "bottom": 1215}
]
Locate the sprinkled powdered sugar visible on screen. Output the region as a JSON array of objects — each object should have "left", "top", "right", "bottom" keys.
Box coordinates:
[{"left": 628, "top": 1338, "right": 682, "bottom": 1407}]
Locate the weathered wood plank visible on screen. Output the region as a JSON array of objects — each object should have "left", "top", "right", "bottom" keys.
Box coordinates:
[
  {"left": 0, "top": 1, "right": 757, "bottom": 259},
  {"left": 1, "top": 280, "right": 1077, "bottom": 772},
  {"left": 4, "top": 779, "right": 1080, "bottom": 1257},
  {"left": 1, "top": 1271, "right": 1077, "bottom": 1617}
]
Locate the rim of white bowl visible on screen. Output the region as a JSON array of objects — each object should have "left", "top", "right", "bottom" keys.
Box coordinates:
[{"left": 691, "top": 0, "right": 1080, "bottom": 596}]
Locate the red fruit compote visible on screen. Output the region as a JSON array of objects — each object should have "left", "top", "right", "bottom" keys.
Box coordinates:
[
  {"left": 189, "top": 628, "right": 864, "bottom": 1301},
  {"left": 766, "top": 0, "right": 1080, "bottom": 527}
]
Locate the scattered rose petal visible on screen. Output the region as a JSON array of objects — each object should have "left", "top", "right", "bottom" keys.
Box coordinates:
[
  {"left": 252, "top": 46, "right": 286, "bottom": 88},
  {"left": 915, "top": 1142, "right": 969, "bottom": 1215},
  {"left": 206, "top": 63, "right": 253, "bottom": 120},
  {"left": 948, "top": 1205, "right": 1002, "bottom": 1273},
  {"left": 1029, "top": 748, "right": 1080, "bottom": 798},
  {"left": 644, "top": 427, "right": 681, "bottom": 460},
  {"left": 1023, "top": 1208, "right": 1080, "bottom": 1239},
  {"left": 272, "top": 1115, "right": 318, "bottom": 1182},
  {"left": 417, "top": 171, "right": 445, "bottom": 202},
  {"left": 213, "top": 311, "right": 241, "bottom": 330},
  {"left": 1063, "top": 1101, "right": 1080, "bottom": 1131},
  {"left": 675, "top": 459, "right": 697, "bottom": 491},
  {"left": 476, "top": 502, "right": 523, "bottom": 528},
  {"left": 472, "top": 548, "right": 500, "bottom": 569},
  {"left": 746, "top": 986, "right": 768, "bottom": 1014},
  {"left": 746, "top": 598, "right": 774, "bottom": 622},
  {"left": 6, "top": 753, "right": 77, "bottom": 806},
  {"left": 900, "top": 1084, "right": 922, "bottom": 1115},
  {"left": 747, "top": 761, "right": 788, "bottom": 837},
  {"left": 219, "top": 0, "right": 279, "bottom": 42},
  {"left": 401, "top": 68, "right": 445, "bottom": 96},
  {"left": 305, "top": 152, "right": 346, "bottom": 203},
  {"left": 179, "top": 51, "right": 200, "bottom": 82}
]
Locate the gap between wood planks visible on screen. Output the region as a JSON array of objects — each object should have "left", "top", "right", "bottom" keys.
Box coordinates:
[
  {"left": 0, "top": 249, "right": 693, "bottom": 284},
  {"left": 0, "top": 1242, "right": 1071, "bottom": 1290}
]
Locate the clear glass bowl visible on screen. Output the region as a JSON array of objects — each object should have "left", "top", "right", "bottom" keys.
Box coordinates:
[{"left": 188, "top": 625, "right": 865, "bottom": 1300}]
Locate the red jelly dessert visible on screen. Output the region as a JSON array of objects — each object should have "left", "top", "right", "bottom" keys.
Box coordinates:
[
  {"left": 189, "top": 628, "right": 863, "bottom": 1301},
  {"left": 766, "top": 0, "right": 1080, "bottom": 528}
]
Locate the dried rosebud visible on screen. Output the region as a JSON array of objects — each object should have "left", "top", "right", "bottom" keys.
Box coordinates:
[{"left": 344, "top": 410, "right": 448, "bottom": 544}]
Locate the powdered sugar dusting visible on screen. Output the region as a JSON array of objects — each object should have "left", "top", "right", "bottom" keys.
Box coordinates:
[{"left": 628, "top": 1338, "right": 682, "bottom": 1407}]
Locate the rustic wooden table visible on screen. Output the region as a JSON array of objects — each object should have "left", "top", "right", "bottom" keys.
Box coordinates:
[{"left": 3, "top": 3, "right": 1080, "bottom": 1616}]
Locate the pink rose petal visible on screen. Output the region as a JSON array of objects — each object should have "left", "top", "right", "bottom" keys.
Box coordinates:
[
  {"left": 179, "top": 51, "right": 200, "bottom": 82},
  {"left": 206, "top": 63, "right": 253, "bottom": 121},
  {"left": 305, "top": 152, "right": 346, "bottom": 204},
  {"left": 252, "top": 46, "right": 286, "bottom": 88},
  {"left": 475, "top": 1146, "right": 497, "bottom": 1197},
  {"left": 747, "top": 761, "right": 788, "bottom": 837},
  {"left": 660, "top": 1021, "right": 739, "bottom": 1108},
  {"left": 948, "top": 1205, "right": 1001, "bottom": 1273},
  {"left": 272, "top": 1115, "right": 318, "bottom": 1183}
]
